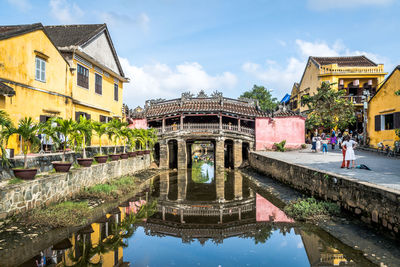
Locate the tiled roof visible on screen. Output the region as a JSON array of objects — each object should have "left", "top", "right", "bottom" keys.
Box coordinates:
[
  {"left": 144, "top": 98, "right": 268, "bottom": 118},
  {"left": 0, "top": 23, "right": 43, "bottom": 40},
  {"left": 311, "top": 56, "right": 377, "bottom": 67},
  {"left": 0, "top": 82, "right": 15, "bottom": 96},
  {"left": 274, "top": 108, "right": 303, "bottom": 117},
  {"left": 44, "top": 24, "right": 105, "bottom": 47}
]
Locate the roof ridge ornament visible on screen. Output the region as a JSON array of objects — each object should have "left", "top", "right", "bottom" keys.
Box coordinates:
[{"left": 197, "top": 90, "right": 208, "bottom": 98}]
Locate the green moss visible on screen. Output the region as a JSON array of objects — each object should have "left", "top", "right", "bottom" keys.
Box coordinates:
[
  {"left": 86, "top": 184, "right": 118, "bottom": 195},
  {"left": 284, "top": 197, "right": 340, "bottom": 221},
  {"left": 8, "top": 178, "right": 24, "bottom": 185},
  {"left": 80, "top": 175, "right": 137, "bottom": 200},
  {"left": 29, "top": 201, "right": 91, "bottom": 228}
]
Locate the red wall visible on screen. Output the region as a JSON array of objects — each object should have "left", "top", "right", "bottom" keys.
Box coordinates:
[
  {"left": 255, "top": 116, "right": 305, "bottom": 150},
  {"left": 128, "top": 118, "right": 148, "bottom": 129}
]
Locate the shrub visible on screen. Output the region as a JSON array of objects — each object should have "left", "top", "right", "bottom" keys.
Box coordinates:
[
  {"left": 273, "top": 140, "right": 286, "bottom": 152},
  {"left": 284, "top": 197, "right": 340, "bottom": 221},
  {"left": 301, "top": 144, "right": 307, "bottom": 149}
]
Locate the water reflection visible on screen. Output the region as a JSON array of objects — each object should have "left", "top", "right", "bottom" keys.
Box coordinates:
[{"left": 12, "top": 170, "right": 374, "bottom": 267}]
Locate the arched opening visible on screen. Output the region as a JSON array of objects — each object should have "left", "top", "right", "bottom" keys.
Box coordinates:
[
  {"left": 154, "top": 142, "right": 160, "bottom": 166},
  {"left": 242, "top": 142, "right": 250, "bottom": 162},
  {"left": 168, "top": 139, "right": 178, "bottom": 169},
  {"left": 224, "top": 139, "right": 234, "bottom": 169}
]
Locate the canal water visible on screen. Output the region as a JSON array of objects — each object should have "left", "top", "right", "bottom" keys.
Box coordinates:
[{"left": 5, "top": 161, "right": 374, "bottom": 266}]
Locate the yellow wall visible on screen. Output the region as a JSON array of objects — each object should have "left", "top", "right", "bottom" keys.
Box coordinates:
[
  {"left": 0, "top": 30, "right": 72, "bottom": 153},
  {"left": 296, "top": 60, "right": 320, "bottom": 113},
  {"left": 367, "top": 68, "right": 400, "bottom": 147},
  {"left": 0, "top": 28, "right": 126, "bottom": 153}
]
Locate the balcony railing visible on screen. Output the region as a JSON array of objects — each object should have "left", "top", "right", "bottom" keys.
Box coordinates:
[
  {"left": 154, "top": 123, "right": 254, "bottom": 135},
  {"left": 319, "top": 64, "right": 385, "bottom": 75}
]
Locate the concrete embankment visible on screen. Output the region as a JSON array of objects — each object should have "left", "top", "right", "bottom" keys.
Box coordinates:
[
  {"left": 249, "top": 152, "right": 400, "bottom": 238},
  {"left": 0, "top": 154, "right": 151, "bottom": 219}
]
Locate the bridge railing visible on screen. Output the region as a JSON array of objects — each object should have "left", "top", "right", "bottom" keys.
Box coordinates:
[{"left": 153, "top": 123, "right": 254, "bottom": 135}]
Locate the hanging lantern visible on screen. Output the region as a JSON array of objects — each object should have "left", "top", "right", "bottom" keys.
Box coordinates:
[
  {"left": 339, "top": 79, "right": 344, "bottom": 86},
  {"left": 354, "top": 79, "right": 359, "bottom": 86},
  {"left": 368, "top": 79, "right": 372, "bottom": 86}
]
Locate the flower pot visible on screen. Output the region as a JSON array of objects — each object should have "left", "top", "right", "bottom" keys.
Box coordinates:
[
  {"left": 144, "top": 150, "right": 151, "bottom": 155},
  {"left": 13, "top": 168, "right": 37, "bottom": 180},
  {"left": 94, "top": 155, "right": 108, "bottom": 164},
  {"left": 137, "top": 151, "right": 144, "bottom": 156},
  {"left": 120, "top": 153, "right": 129, "bottom": 159},
  {"left": 53, "top": 162, "right": 72, "bottom": 172},
  {"left": 110, "top": 154, "right": 121, "bottom": 161},
  {"left": 128, "top": 151, "right": 137, "bottom": 157},
  {"left": 77, "top": 158, "right": 93, "bottom": 167}
]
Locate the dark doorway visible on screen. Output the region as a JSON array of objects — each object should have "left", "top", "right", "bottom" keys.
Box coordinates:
[
  {"left": 242, "top": 142, "right": 249, "bottom": 161},
  {"left": 168, "top": 140, "right": 178, "bottom": 169},
  {"left": 224, "top": 139, "right": 234, "bottom": 169},
  {"left": 154, "top": 143, "right": 160, "bottom": 166}
]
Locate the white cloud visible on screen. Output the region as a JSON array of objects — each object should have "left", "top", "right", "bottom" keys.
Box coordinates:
[
  {"left": 120, "top": 58, "right": 238, "bottom": 107},
  {"left": 242, "top": 39, "right": 389, "bottom": 98},
  {"left": 99, "top": 12, "right": 150, "bottom": 30},
  {"left": 49, "top": 0, "right": 84, "bottom": 24},
  {"left": 7, "top": 0, "right": 31, "bottom": 12},
  {"left": 308, "top": 0, "right": 394, "bottom": 10}
]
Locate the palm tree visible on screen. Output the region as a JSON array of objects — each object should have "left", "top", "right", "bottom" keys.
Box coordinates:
[
  {"left": 12, "top": 117, "right": 40, "bottom": 169},
  {"left": 119, "top": 126, "right": 131, "bottom": 154},
  {"left": 92, "top": 121, "right": 108, "bottom": 155},
  {"left": 73, "top": 116, "right": 93, "bottom": 159},
  {"left": 38, "top": 119, "right": 60, "bottom": 152},
  {"left": 0, "top": 110, "right": 13, "bottom": 167},
  {"left": 106, "top": 119, "right": 126, "bottom": 154},
  {"left": 128, "top": 128, "right": 144, "bottom": 152},
  {"left": 51, "top": 118, "right": 75, "bottom": 162}
]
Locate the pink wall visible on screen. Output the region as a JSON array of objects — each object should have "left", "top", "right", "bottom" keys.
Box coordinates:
[
  {"left": 255, "top": 116, "right": 305, "bottom": 150},
  {"left": 256, "top": 194, "right": 294, "bottom": 223},
  {"left": 128, "top": 118, "right": 148, "bottom": 129}
]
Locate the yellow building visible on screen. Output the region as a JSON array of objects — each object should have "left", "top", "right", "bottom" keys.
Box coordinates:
[
  {"left": 289, "top": 56, "right": 387, "bottom": 131},
  {"left": 0, "top": 23, "right": 129, "bottom": 154},
  {"left": 367, "top": 66, "right": 400, "bottom": 148}
]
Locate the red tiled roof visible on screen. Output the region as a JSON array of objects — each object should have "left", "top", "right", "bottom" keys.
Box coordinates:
[{"left": 311, "top": 56, "right": 377, "bottom": 67}]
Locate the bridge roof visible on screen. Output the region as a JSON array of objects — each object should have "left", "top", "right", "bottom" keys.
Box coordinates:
[{"left": 129, "top": 91, "right": 271, "bottom": 119}]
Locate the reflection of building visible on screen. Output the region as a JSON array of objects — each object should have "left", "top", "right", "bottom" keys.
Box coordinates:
[{"left": 367, "top": 66, "right": 400, "bottom": 148}]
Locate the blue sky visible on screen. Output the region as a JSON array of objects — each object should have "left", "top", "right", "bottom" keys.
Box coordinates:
[{"left": 1, "top": 0, "right": 399, "bottom": 107}]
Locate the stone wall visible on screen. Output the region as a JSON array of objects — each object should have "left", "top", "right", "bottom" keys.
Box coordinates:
[
  {"left": 0, "top": 154, "right": 151, "bottom": 219},
  {"left": 0, "top": 146, "right": 130, "bottom": 179},
  {"left": 249, "top": 152, "right": 400, "bottom": 238}
]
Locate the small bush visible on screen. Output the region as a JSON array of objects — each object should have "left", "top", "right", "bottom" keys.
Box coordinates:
[
  {"left": 273, "top": 140, "right": 286, "bottom": 152},
  {"left": 284, "top": 197, "right": 340, "bottom": 221},
  {"left": 301, "top": 144, "right": 307, "bottom": 149},
  {"left": 86, "top": 184, "right": 117, "bottom": 195}
]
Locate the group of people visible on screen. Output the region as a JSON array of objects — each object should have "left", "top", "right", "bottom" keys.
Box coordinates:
[{"left": 310, "top": 129, "right": 358, "bottom": 169}]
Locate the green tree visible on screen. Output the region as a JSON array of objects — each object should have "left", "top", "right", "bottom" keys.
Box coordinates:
[
  {"left": 301, "top": 82, "right": 356, "bottom": 131},
  {"left": 51, "top": 118, "right": 75, "bottom": 162},
  {"left": 0, "top": 110, "right": 13, "bottom": 167},
  {"left": 11, "top": 117, "right": 41, "bottom": 169},
  {"left": 92, "top": 121, "right": 108, "bottom": 155},
  {"left": 240, "top": 85, "right": 278, "bottom": 111}
]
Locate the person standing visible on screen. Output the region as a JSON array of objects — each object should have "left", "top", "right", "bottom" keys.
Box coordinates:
[
  {"left": 316, "top": 135, "right": 321, "bottom": 153},
  {"left": 340, "top": 135, "right": 348, "bottom": 168},
  {"left": 343, "top": 136, "right": 357, "bottom": 168},
  {"left": 311, "top": 134, "right": 317, "bottom": 152},
  {"left": 322, "top": 137, "right": 328, "bottom": 154},
  {"left": 330, "top": 133, "right": 337, "bottom": 150}
]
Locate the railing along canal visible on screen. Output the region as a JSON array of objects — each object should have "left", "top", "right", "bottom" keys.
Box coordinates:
[{"left": 154, "top": 123, "right": 254, "bottom": 135}]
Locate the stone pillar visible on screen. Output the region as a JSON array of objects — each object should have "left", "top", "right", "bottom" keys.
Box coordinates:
[
  {"left": 159, "top": 172, "right": 169, "bottom": 200},
  {"left": 177, "top": 169, "right": 187, "bottom": 201},
  {"left": 233, "top": 140, "right": 242, "bottom": 168},
  {"left": 162, "top": 117, "right": 166, "bottom": 133},
  {"left": 215, "top": 138, "right": 225, "bottom": 169},
  {"left": 219, "top": 113, "right": 223, "bottom": 130},
  {"left": 177, "top": 139, "right": 187, "bottom": 169},
  {"left": 234, "top": 172, "right": 243, "bottom": 200},
  {"left": 180, "top": 114, "right": 184, "bottom": 130},
  {"left": 215, "top": 168, "right": 225, "bottom": 202},
  {"left": 238, "top": 118, "right": 241, "bottom": 132},
  {"left": 159, "top": 140, "right": 169, "bottom": 169}
]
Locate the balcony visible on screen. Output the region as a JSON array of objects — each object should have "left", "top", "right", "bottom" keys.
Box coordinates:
[
  {"left": 319, "top": 64, "right": 385, "bottom": 76},
  {"left": 153, "top": 123, "right": 255, "bottom": 136}
]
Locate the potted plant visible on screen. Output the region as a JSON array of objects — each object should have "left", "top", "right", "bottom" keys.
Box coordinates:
[
  {"left": 51, "top": 118, "right": 75, "bottom": 172},
  {"left": 74, "top": 116, "right": 94, "bottom": 167},
  {"left": 10, "top": 117, "right": 40, "bottom": 180},
  {"left": 127, "top": 128, "right": 141, "bottom": 157},
  {"left": 107, "top": 119, "right": 122, "bottom": 161},
  {"left": 92, "top": 121, "right": 108, "bottom": 163},
  {"left": 119, "top": 126, "right": 130, "bottom": 159},
  {"left": 136, "top": 129, "right": 146, "bottom": 156}
]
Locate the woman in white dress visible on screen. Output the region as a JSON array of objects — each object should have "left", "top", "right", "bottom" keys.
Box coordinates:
[
  {"left": 316, "top": 136, "right": 321, "bottom": 152},
  {"left": 343, "top": 136, "right": 357, "bottom": 168}
]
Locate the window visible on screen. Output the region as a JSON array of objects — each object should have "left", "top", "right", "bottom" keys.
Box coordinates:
[
  {"left": 375, "top": 113, "right": 400, "bottom": 131},
  {"left": 95, "top": 73, "right": 102, "bottom": 95},
  {"left": 75, "top": 111, "right": 91, "bottom": 122},
  {"left": 77, "top": 64, "right": 89, "bottom": 89},
  {"left": 99, "top": 115, "right": 111, "bottom": 123},
  {"left": 383, "top": 114, "right": 394, "bottom": 130},
  {"left": 114, "top": 83, "right": 118, "bottom": 101},
  {"left": 35, "top": 57, "right": 46, "bottom": 82}
]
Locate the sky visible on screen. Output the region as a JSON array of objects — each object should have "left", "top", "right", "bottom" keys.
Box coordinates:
[{"left": 1, "top": 0, "right": 400, "bottom": 107}]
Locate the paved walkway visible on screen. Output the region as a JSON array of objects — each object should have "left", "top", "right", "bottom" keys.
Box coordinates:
[{"left": 255, "top": 148, "right": 400, "bottom": 191}]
